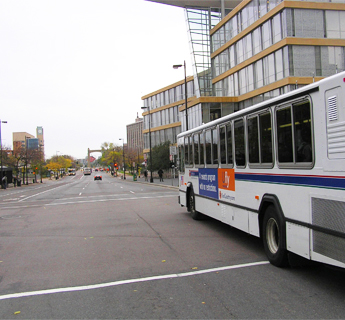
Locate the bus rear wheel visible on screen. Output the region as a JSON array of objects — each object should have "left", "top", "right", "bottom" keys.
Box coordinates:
[
  {"left": 262, "top": 205, "right": 289, "bottom": 267},
  {"left": 188, "top": 189, "right": 203, "bottom": 220}
]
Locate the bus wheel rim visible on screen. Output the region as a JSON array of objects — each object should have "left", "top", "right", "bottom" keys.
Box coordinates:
[{"left": 266, "top": 218, "right": 279, "bottom": 254}]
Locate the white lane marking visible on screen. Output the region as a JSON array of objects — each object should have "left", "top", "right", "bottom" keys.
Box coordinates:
[
  {"left": 0, "top": 261, "right": 269, "bottom": 301},
  {"left": 0, "top": 195, "right": 176, "bottom": 210},
  {"left": 17, "top": 184, "right": 68, "bottom": 202},
  {"left": 79, "top": 193, "right": 82, "bottom": 196},
  {"left": 130, "top": 191, "right": 135, "bottom": 194}
]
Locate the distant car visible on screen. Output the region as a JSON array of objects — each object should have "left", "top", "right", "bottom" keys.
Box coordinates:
[
  {"left": 84, "top": 168, "right": 92, "bottom": 175},
  {"left": 94, "top": 175, "right": 102, "bottom": 181}
]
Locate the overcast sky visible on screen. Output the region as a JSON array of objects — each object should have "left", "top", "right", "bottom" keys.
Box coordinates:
[{"left": 0, "top": 0, "right": 192, "bottom": 159}]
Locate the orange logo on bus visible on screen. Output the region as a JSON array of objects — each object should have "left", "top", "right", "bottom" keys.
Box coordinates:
[{"left": 218, "top": 169, "right": 235, "bottom": 191}]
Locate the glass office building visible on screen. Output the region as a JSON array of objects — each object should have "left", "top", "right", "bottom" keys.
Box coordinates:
[
  {"left": 142, "top": 0, "right": 345, "bottom": 153},
  {"left": 211, "top": 0, "right": 345, "bottom": 109}
]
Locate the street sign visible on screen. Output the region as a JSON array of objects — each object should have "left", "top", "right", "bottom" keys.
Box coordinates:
[{"left": 170, "top": 146, "right": 177, "bottom": 156}]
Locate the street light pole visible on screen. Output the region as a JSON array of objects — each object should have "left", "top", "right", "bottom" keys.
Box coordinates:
[
  {"left": 119, "top": 138, "right": 126, "bottom": 180},
  {"left": 40, "top": 144, "right": 44, "bottom": 183},
  {"left": 173, "top": 60, "right": 188, "bottom": 131},
  {"left": 0, "top": 120, "right": 8, "bottom": 189},
  {"left": 141, "top": 106, "right": 153, "bottom": 183},
  {"left": 25, "top": 136, "right": 33, "bottom": 185}
]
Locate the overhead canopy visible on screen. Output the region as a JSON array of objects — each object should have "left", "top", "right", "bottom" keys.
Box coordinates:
[{"left": 145, "top": 0, "right": 242, "bottom": 9}]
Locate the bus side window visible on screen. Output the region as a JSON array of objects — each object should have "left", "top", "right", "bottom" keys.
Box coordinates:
[
  {"left": 276, "top": 107, "right": 293, "bottom": 163},
  {"left": 179, "top": 145, "right": 185, "bottom": 172},
  {"left": 212, "top": 128, "right": 218, "bottom": 165},
  {"left": 205, "top": 130, "right": 212, "bottom": 165},
  {"left": 194, "top": 134, "right": 200, "bottom": 165},
  {"left": 184, "top": 136, "right": 190, "bottom": 166},
  {"left": 226, "top": 123, "right": 233, "bottom": 165},
  {"left": 260, "top": 112, "right": 273, "bottom": 163},
  {"left": 234, "top": 118, "right": 246, "bottom": 167},
  {"left": 276, "top": 101, "right": 312, "bottom": 165},
  {"left": 293, "top": 101, "right": 312, "bottom": 163},
  {"left": 220, "top": 126, "right": 226, "bottom": 164},
  {"left": 200, "top": 132, "right": 205, "bottom": 165},
  {"left": 248, "top": 116, "right": 259, "bottom": 163}
]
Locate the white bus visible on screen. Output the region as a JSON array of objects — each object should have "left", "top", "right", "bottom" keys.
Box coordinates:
[
  {"left": 68, "top": 168, "right": 76, "bottom": 176},
  {"left": 177, "top": 71, "right": 345, "bottom": 269}
]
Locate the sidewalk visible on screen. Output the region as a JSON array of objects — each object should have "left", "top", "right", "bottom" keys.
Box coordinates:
[
  {"left": 0, "top": 176, "right": 63, "bottom": 190},
  {"left": 118, "top": 173, "right": 179, "bottom": 189}
]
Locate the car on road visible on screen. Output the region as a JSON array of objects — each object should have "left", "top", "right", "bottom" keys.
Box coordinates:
[
  {"left": 84, "top": 168, "right": 92, "bottom": 175},
  {"left": 94, "top": 175, "right": 102, "bottom": 181}
]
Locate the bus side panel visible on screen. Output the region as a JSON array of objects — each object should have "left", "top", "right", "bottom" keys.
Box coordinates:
[
  {"left": 195, "top": 197, "right": 252, "bottom": 235},
  {"left": 286, "top": 222, "right": 310, "bottom": 259}
]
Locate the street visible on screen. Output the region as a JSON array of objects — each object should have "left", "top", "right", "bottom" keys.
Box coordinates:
[{"left": 0, "top": 171, "right": 344, "bottom": 319}]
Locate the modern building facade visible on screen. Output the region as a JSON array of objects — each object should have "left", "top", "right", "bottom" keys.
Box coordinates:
[
  {"left": 141, "top": 0, "right": 345, "bottom": 154},
  {"left": 13, "top": 132, "right": 35, "bottom": 154},
  {"left": 13, "top": 126, "right": 45, "bottom": 160},
  {"left": 36, "top": 126, "right": 44, "bottom": 159},
  {"left": 126, "top": 113, "right": 144, "bottom": 152},
  {"left": 141, "top": 76, "right": 193, "bottom": 154},
  {"left": 211, "top": 0, "right": 345, "bottom": 108}
]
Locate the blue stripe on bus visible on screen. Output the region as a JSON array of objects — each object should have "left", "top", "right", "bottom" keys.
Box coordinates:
[{"left": 235, "top": 173, "right": 345, "bottom": 190}]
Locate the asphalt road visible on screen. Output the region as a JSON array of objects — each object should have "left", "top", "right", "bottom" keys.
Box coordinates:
[{"left": 0, "top": 171, "right": 344, "bottom": 319}]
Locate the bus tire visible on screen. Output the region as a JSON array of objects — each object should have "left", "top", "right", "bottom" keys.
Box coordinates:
[
  {"left": 262, "top": 205, "right": 289, "bottom": 267},
  {"left": 188, "top": 189, "right": 203, "bottom": 220}
]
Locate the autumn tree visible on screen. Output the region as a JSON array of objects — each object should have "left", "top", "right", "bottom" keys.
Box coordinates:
[{"left": 98, "top": 142, "right": 122, "bottom": 169}]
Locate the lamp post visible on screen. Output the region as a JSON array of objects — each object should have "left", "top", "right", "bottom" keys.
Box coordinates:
[
  {"left": 40, "top": 144, "right": 44, "bottom": 183},
  {"left": 0, "top": 120, "right": 7, "bottom": 189},
  {"left": 173, "top": 60, "right": 188, "bottom": 131},
  {"left": 141, "top": 106, "right": 153, "bottom": 183},
  {"left": 56, "top": 151, "right": 60, "bottom": 179},
  {"left": 119, "top": 138, "right": 126, "bottom": 180},
  {"left": 25, "top": 136, "right": 31, "bottom": 185}
]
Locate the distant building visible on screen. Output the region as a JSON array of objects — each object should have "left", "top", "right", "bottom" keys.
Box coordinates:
[
  {"left": 127, "top": 113, "right": 144, "bottom": 152},
  {"left": 36, "top": 126, "right": 44, "bottom": 159},
  {"left": 13, "top": 126, "right": 44, "bottom": 160},
  {"left": 13, "top": 132, "right": 35, "bottom": 154},
  {"left": 27, "top": 138, "right": 39, "bottom": 150}
]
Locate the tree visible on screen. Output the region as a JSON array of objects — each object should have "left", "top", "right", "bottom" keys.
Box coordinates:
[
  {"left": 45, "top": 155, "right": 72, "bottom": 177},
  {"left": 98, "top": 142, "right": 122, "bottom": 169},
  {"left": 147, "top": 141, "right": 171, "bottom": 172},
  {"left": 126, "top": 147, "right": 144, "bottom": 173}
]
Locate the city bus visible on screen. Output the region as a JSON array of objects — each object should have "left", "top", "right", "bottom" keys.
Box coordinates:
[
  {"left": 68, "top": 168, "right": 76, "bottom": 176},
  {"left": 177, "top": 71, "right": 345, "bottom": 269}
]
